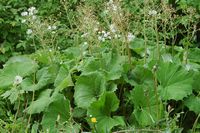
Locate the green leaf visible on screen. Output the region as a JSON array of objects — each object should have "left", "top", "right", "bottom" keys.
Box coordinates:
[
  {"left": 0, "top": 56, "right": 38, "bottom": 89},
  {"left": 72, "top": 107, "right": 87, "bottom": 118},
  {"left": 26, "top": 89, "right": 52, "bottom": 114},
  {"left": 129, "top": 38, "right": 145, "bottom": 55},
  {"left": 193, "top": 72, "right": 200, "bottom": 91},
  {"left": 41, "top": 93, "right": 70, "bottom": 133},
  {"left": 31, "top": 122, "right": 39, "bottom": 133},
  {"left": 130, "top": 85, "right": 156, "bottom": 107},
  {"left": 74, "top": 72, "right": 106, "bottom": 109},
  {"left": 54, "top": 66, "right": 73, "bottom": 92},
  {"left": 157, "top": 62, "right": 193, "bottom": 100},
  {"left": 82, "top": 51, "right": 124, "bottom": 80},
  {"left": 1, "top": 88, "right": 23, "bottom": 104},
  {"left": 124, "top": 65, "right": 154, "bottom": 86},
  {"left": 130, "top": 85, "right": 164, "bottom": 126},
  {"left": 87, "top": 92, "right": 125, "bottom": 133},
  {"left": 185, "top": 95, "right": 200, "bottom": 114},
  {"left": 134, "top": 107, "right": 156, "bottom": 126},
  {"left": 33, "top": 50, "right": 51, "bottom": 64},
  {"left": 22, "top": 65, "right": 58, "bottom": 91}
]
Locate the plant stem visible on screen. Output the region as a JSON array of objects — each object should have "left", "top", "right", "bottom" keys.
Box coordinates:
[
  {"left": 192, "top": 113, "right": 200, "bottom": 133},
  {"left": 143, "top": 1, "right": 148, "bottom": 64},
  {"left": 153, "top": 69, "right": 160, "bottom": 121},
  {"left": 155, "top": 17, "right": 160, "bottom": 60},
  {"left": 11, "top": 95, "right": 21, "bottom": 133},
  {"left": 25, "top": 91, "right": 35, "bottom": 133}
]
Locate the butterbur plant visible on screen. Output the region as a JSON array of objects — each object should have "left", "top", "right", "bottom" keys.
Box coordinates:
[{"left": 0, "top": 0, "right": 200, "bottom": 133}]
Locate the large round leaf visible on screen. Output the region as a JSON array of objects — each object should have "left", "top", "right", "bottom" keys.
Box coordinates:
[
  {"left": 21, "top": 65, "right": 58, "bottom": 91},
  {"left": 0, "top": 56, "right": 38, "bottom": 89},
  {"left": 74, "top": 72, "right": 106, "bottom": 108},
  {"left": 157, "top": 62, "right": 193, "bottom": 100}
]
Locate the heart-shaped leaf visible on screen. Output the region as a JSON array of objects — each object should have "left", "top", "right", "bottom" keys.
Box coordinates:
[
  {"left": 157, "top": 62, "right": 193, "bottom": 100},
  {"left": 0, "top": 56, "right": 38, "bottom": 89},
  {"left": 74, "top": 72, "right": 106, "bottom": 109}
]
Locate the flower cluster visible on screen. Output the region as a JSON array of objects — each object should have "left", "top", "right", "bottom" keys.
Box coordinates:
[
  {"left": 21, "top": 6, "right": 38, "bottom": 17},
  {"left": 98, "top": 30, "right": 111, "bottom": 42},
  {"left": 148, "top": 10, "right": 157, "bottom": 16},
  {"left": 106, "top": 0, "right": 119, "bottom": 12},
  {"left": 21, "top": 7, "right": 38, "bottom": 35},
  {"left": 26, "top": 29, "right": 33, "bottom": 35},
  {"left": 47, "top": 25, "right": 57, "bottom": 30}
]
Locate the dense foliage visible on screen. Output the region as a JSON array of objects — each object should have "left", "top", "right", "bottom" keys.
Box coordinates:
[{"left": 0, "top": 0, "right": 200, "bottom": 132}]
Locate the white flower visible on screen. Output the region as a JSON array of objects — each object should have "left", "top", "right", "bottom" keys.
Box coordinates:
[
  {"left": 110, "top": 24, "right": 117, "bottom": 33},
  {"left": 127, "top": 32, "right": 135, "bottom": 42},
  {"left": 13, "top": 75, "right": 23, "bottom": 85},
  {"left": 148, "top": 10, "right": 157, "bottom": 16},
  {"left": 29, "top": 12, "right": 34, "bottom": 16},
  {"left": 103, "top": 32, "right": 108, "bottom": 38},
  {"left": 52, "top": 26, "right": 57, "bottom": 30},
  {"left": 32, "top": 15, "right": 37, "bottom": 20},
  {"left": 81, "top": 33, "right": 88, "bottom": 38},
  {"left": 28, "top": 6, "right": 38, "bottom": 16},
  {"left": 26, "top": 29, "right": 33, "bottom": 35},
  {"left": 114, "top": 34, "right": 121, "bottom": 39},
  {"left": 112, "top": 4, "right": 117, "bottom": 11},
  {"left": 21, "top": 11, "right": 28, "bottom": 16},
  {"left": 102, "top": 30, "right": 106, "bottom": 34},
  {"left": 21, "top": 19, "right": 26, "bottom": 23},
  {"left": 98, "top": 36, "right": 103, "bottom": 41},
  {"left": 98, "top": 36, "right": 105, "bottom": 42},
  {"left": 47, "top": 26, "right": 52, "bottom": 30},
  {"left": 83, "top": 42, "right": 88, "bottom": 45},
  {"left": 28, "top": 7, "right": 36, "bottom": 12}
]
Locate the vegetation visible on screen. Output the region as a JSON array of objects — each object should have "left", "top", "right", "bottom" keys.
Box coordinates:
[{"left": 0, "top": 0, "right": 200, "bottom": 132}]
